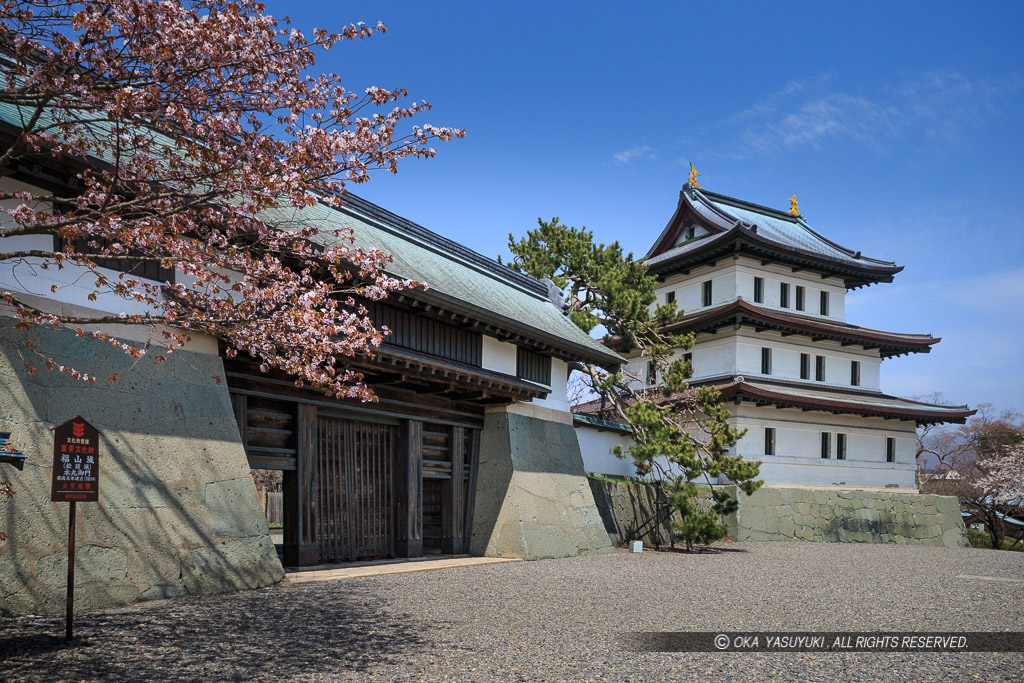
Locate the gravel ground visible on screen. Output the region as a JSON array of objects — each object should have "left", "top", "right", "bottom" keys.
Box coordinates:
[{"left": 1, "top": 542, "right": 1023, "bottom": 681}]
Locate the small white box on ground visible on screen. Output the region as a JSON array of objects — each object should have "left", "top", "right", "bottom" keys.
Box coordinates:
[{"left": 631, "top": 540, "right": 643, "bottom": 553}]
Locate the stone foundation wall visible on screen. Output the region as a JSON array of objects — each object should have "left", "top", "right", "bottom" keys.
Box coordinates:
[
  {"left": 584, "top": 477, "right": 968, "bottom": 548},
  {"left": 470, "top": 407, "right": 613, "bottom": 559},
  {"left": 587, "top": 476, "right": 713, "bottom": 547},
  {"left": 0, "top": 324, "right": 284, "bottom": 616},
  {"left": 726, "top": 486, "right": 968, "bottom": 547}
]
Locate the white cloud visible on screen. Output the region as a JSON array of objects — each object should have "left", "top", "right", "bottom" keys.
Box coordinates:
[
  {"left": 721, "top": 69, "right": 1021, "bottom": 157},
  {"left": 612, "top": 145, "right": 656, "bottom": 165}
]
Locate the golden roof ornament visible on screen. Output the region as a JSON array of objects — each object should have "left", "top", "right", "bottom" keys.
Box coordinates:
[
  {"left": 787, "top": 193, "right": 800, "bottom": 217},
  {"left": 688, "top": 163, "right": 702, "bottom": 190}
]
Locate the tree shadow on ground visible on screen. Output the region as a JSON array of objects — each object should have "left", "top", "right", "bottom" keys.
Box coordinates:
[
  {"left": 656, "top": 544, "right": 749, "bottom": 554},
  {"left": 0, "top": 581, "right": 426, "bottom": 681}
]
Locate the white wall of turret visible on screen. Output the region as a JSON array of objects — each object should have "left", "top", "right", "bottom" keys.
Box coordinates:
[
  {"left": 655, "top": 256, "right": 847, "bottom": 323},
  {"left": 728, "top": 404, "right": 918, "bottom": 489},
  {"left": 623, "top": 330, "right": 882, "bottom": 392}
]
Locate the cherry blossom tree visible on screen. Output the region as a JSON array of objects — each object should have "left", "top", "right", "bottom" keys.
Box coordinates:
[
  {"left": 919, "top": 405, "right": 1024, "bottom": 549},
  {"left": 0, "top": 0, "right": 463, "bottom": 399}
]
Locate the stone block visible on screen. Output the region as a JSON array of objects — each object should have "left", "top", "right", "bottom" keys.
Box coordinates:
[
  {"left": 126, "top": 544, "right": 182, "bottom": 587},
  {"left": 81, "top": 506, "right": 155, "bottom": 547},
  {"left": 140, "top": 585, "right": 190, "bottom": 601},
  {"left": 99, "top": 468, "right": 167, "bottom": 510},
  {"left": 0, "top": 552, "right": 32, "bottom": 598},
  {"left": 78, "top": 584, "right": 139, "bottom": 611},
  {"left": 777, "top": 517, "right": 796, "bottom": 537},
  {"left": 472, "top": 410, "right": 612, "bottom": 559},
  {"left": 181, "top": 536, "right": 283, "bottom": 595},
  {"left": 204, "top": 478, "right": 267, "bottom": 539},
  {"left": 1, "top": 586, "right": 66, "bottom": 616},
  {"left": 35, "top": 544, "right": 127, "bottom": 586}
]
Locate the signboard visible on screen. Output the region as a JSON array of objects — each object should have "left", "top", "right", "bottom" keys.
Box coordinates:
[{"left": 50, "top": 416, "right": 100, "bottom": 503}]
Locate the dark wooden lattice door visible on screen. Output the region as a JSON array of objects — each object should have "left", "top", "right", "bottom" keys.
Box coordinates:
[{"left": 315, "top": 416, "right": 396, "bottom": 562}]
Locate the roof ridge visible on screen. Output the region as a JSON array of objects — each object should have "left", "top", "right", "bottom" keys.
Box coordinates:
[
  {"left": 696, "top": 187, "right": 897, "bottom": 268},
  {"left": 695, "top": 187, "right": 799, "bottom": 223}
]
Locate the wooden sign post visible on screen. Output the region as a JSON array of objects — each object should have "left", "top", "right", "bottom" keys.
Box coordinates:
[{"left": 50, "top": 416, "right": 101, "bottom": 642}]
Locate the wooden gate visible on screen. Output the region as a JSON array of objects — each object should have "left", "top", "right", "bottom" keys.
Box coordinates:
[{"left": 315, "top": 416, "right": 397, "bottom": 563}]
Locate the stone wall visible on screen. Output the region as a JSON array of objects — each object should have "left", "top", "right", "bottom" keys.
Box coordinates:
[
  {"left": 587, "top": 477, "right": 713, "bottom": 547},
  {"left": 0, "top": 323, "right": 284, "bottom": 616},
  {"left": 725, "top": 486, "right": 968, "bottom": 547},
  {"left": 470, "top": 406, "right": 613, "bottom": 559},
  {"left": 584, "top": 477, "right": 968, "bottom": 548}
]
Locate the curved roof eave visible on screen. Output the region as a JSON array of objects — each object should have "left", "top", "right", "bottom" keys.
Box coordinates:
[
  {"left": 714, "top": 380, "right": 976, "bottom": 425},
  {"left": 662, "top": 299, "right": 939, "bottom": 357},
  {"left": 647, "top": 225, "right": 904, "bottom": 288}
]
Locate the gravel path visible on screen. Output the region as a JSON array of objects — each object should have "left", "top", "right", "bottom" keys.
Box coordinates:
[{"left": 2, "top": 542, "right": 1023, "bottom": 681}]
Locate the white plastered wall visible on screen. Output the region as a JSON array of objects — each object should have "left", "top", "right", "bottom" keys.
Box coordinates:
[
  {"left": 655, "top": 256, "right": 847, "bottom": 323},
  {"left": 730, "top": 404, "right": 918, "bottom": 489},
  {"left": 482, "top": 335, "right": 571, "bottom": 414},
  {"left": 0, "top": 178, "right": 220, "bottom": 355}
]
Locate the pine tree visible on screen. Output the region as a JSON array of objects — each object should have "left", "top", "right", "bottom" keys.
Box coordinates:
[{"left": 508, "top": 218, "right": 762, "bottom": 550}]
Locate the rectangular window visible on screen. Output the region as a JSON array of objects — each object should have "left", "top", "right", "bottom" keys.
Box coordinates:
[
  {"left": 800, "top": 353, "right": 810, "bottom": 380},
  {"left": 753, "top": 277, "right": 764, "bottom": 303},
  {"left": 516, "top": 347, "right": 551, "bottom": 385},
  {"left": 886, "top": 437, "right": 896, "bottom": 463},
  {"left": 837, "top": 433, "right": 847, "bottom": 460},
  {"left": 761, "top": 347, "right": 772, "bottom": 375},
  {"left": 765, "top": 428, "right": 776, "bottom": 456},
  {"left": 815, "top": 355, "right": 826, "bottom": 382},
  {"left": 666, "top": 290, "right": 676, "bottom": 304},
  {"left": 702, "top": 280, "right": 713, "bottom": 307},
  {"left": 647, "top": 360, "right": 656, "bottom": 385},
  {"left": 780, "top": 283, "right": 790, "bottom": 308},
  {"left": 821, "top": 432, "right": 831, "bottom": 459},
  {"left": 820, "top": 291, "right": 830, "bottom": 316},
  {"left": 851, "top": 360, "right": 861, "bottom": 387},
  {"left": 682, "top": 352, "right": 693, "bottom": 365},
  {"left": 795, "top": 285, "right": 805, "bottom": 311}
]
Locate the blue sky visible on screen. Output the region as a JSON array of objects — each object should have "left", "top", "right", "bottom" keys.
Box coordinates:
[{"left": 269, "top": 1, "right": 1024, "bottom": 414}]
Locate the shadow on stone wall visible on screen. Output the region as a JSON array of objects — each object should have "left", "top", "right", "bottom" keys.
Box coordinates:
[
  {"left": 587, "top": 475, "right": 716, "bottom": 548},
  {"left": 0, "top": 322, "right": 283, "bottom": 617}
]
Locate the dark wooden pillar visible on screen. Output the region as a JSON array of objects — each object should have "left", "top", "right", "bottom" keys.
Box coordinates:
[
  {"left": 443, "top": 426, "right": 466, "bottom": 554},
  {"left": 463, "top": 428, "right": 480, "bottom": 548},
  {"left": 284, "top": 403, "right": 320, "bottom": 566},
  {"left": 395, "top": 419, "right": 423, "bottom": 557}
]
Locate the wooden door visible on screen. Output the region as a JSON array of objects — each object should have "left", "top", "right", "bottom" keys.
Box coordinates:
[{"left": 315, "top": 416, "right": 397, "bottom": 562}]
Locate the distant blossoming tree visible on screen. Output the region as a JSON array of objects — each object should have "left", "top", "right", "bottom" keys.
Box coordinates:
[
  {"left": 0, "top": 0, "right": 463, "bottom": 398},
  {"left": 919, "top": 405, "right": 1024, "bottom": 550}
]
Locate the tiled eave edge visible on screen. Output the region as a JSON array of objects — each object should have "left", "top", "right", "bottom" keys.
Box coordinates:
[
  {"left": 572, "top": 413, "right": 632, "bottom": 434},
  {"left": 366, "top": 344, "right": 549, "bottom": 401},
  {"left": 660, "top": 299, "right": 939, "bottom": 358},
  {"left": 706, "top": 379, "right": 976, "bottom": 426}
]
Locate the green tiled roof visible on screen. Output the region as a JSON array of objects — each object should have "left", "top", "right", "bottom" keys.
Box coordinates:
[{"left": 264, "top": 198, "right": 623, "bottom": 367}]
